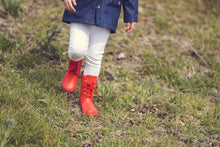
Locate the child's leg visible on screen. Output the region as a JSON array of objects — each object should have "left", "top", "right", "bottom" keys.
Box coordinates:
[
  {"left": 62, "top": 23, "right": 90, "bottom": 92},
  {"left": 83, "top": 26, "right": 110, "bottom": 76},
  {"left": 80, "top": 26, "right": 110, "bottom": 116},
  {"left": 68, "top": 23, "right": 90, "bottom": 61}
]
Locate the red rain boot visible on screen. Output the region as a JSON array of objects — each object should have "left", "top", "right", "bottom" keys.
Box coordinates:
[
  {"left": 80, "top": 71, "right": 98, "bottom": 116},
  {"left": 62, "top": 58, "right": 82, "bottom": 93}
]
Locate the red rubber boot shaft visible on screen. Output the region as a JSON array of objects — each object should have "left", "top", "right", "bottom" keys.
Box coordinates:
[
  {"left": 62, "top": 58, "right": 82, "bottom": 93},
  {"left": 80, "top": 72, "right": 98, "bottom": 116}
]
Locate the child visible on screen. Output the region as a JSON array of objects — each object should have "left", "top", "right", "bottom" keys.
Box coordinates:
[{"left": 62, "top": 0, "right": 138, "bottom": 116}]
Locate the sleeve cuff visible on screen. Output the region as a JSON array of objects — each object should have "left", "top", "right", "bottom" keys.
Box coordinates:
[{"left": 124, "top": 16, "right": 138, "bottom": 23}]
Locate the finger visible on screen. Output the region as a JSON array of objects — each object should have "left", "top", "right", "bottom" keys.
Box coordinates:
[
  {"left": 65, "top": 3, "right": 70, "bottom": 11},
  {"left": 126, "top": 23, "right": 133, "bottom": 33},
  {"left": 129, "top": 22, "right": 136, "bottom": 32},
  {"left": 126, "top": 23, "right": 130, "bottom": 29},
  {"left": 126, "top": 22, "right": 136, "bottom": 33},
  {"left": 68, "top": 1, "right": 76, "bottom": 13},
  {"left": 126, "top": 23, "right": 130, "bottom": 30},
  {"left": 64, "top": 0, "right": 70, "bottom": 11},
  {"left": 126, "top": 23, "right": 131, "bottom": 32},
  {"left": 66, "top": 3, "right": 72, "bottom": 12},
  {"left": 68, "top": 1, "right": 75, "bottom": 12},
  {"left": 72, "top": 0, "right": 77, "bottom": 6},
  {"left": 131, "top": 22, "right": 136, "bottom": 29}
]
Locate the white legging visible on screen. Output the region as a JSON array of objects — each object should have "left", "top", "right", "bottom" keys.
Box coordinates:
[{"left": 68, "top": 23, "right": 110, "bottom": 76}]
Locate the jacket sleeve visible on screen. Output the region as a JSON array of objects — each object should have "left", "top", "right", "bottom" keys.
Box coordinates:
[{"left": 122, "top": 0, "right": 138, "bottom": 23}]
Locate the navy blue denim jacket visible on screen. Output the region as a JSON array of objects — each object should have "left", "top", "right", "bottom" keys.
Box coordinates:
[{"left": 62, "top": 0, "right": 138, "bottom": 33}]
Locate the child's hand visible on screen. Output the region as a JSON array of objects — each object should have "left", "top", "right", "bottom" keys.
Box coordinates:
[
  {"left": 64, "top": 0, "right": 77, "bottom": 13},
  {"left": 126, "top": 22, "right": 136, "bottom": 33}
]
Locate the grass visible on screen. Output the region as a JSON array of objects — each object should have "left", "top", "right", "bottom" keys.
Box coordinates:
[
  {"left": 0, "top": 0, "right": 25, "bottom": 16},
  {"left": 0, "top": 0, "right": 220, "bottom": 146}
]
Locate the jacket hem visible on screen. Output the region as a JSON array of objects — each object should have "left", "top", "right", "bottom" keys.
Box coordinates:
[{"left": 62, "top": 17, "right": 116, "bottom": 33}]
